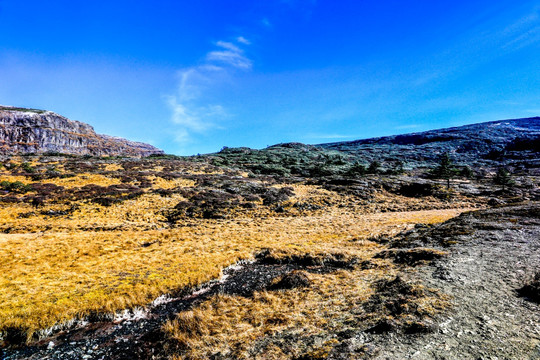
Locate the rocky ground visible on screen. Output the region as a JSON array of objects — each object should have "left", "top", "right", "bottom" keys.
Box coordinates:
[
  {"left": 338, "top": 203, "right": 540, "bottom": 359},
  {"left": 3, "top": 202, "right": 539, "bottom": 360}
]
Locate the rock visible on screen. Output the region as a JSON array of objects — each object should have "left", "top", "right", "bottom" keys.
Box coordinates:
[
  {"left": 488, "top": 198, "right": 506, "bottom": 206},
  {"left": 0, "top": 106, "right": 163, "bottom": 157},
  {"left": 517, "top": 272, "right": 540, "bottom": 303}
]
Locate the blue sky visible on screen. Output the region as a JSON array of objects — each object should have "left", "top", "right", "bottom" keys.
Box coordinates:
[{"left": 1, "top": 0, "right": 539, "bottom": 155}]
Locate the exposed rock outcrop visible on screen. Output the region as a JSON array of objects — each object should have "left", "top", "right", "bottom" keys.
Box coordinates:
[{"left": 0, "top": 106, "right": 164, "bottom": 157}]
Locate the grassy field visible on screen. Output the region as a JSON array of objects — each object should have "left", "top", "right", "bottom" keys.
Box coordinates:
[{"left": 0, "top": 155, "right": 476, "bottom": 347}]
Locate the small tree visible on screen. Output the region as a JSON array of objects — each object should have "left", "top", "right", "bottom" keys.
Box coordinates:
[
  {"left": 494, "top": 167, "right": 514, "bottom": 191},
  {"left": 346, "top": 161, "right": 366, "bottom": 177},
  {"left": 459, "top": 166, "right": 474, "bottom": 179},
  {"left": 395, "top": 160, "right": 405, "bottom": 174},
  {"left": 367, "top": 160, "right": 381, "bottom": 174},
  {"left": 432, "top": 152, "right": 458, "bottom": 189}
]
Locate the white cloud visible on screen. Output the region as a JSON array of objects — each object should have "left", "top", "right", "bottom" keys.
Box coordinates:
[
  {"left": 206, "top": 40, "right": 252, "bottom": 69},
  {"left": 167, "top": 37, "right": 252, "bottom": 143},
  {"left": 237, "top": 36, "right": 251, "bottom": 45},
  {"left": 215, "top": 41, "right": 241, "bottom": 52},
  {"left": 206, "top": 50, "right": 252, "bottom": 69}
]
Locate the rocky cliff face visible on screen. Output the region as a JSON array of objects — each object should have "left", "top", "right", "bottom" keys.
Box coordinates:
[{"left": 0, "top": 106, "right": 164, "bottom": 157}]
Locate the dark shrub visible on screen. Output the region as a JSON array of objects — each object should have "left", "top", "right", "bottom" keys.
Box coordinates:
[
  {"left": 269, "top": 270, "right": 311, "bottom": 290},
  {"left": 398, "top": 183, "right": 434, "bottom": 197},
  {"left": 0, "top": 181, "right": 32, "bottom": 193},
  {"left": 262, "top": 187, "right": 294, "bottom": 206},
  {"left": 346, "top": 161, "right": 366, "bottom": 177},
  {"left": 367, "top": 160, "right": 381, "bottom": 174},
  {"left": 517, "top": 272, "right": 540, "bottom": 302},
  {"left": 459, "top": 166, "right": 474, "bottom": 179},
  {"left": 505, "top": 136, "right": 540, "bottom": 152}
]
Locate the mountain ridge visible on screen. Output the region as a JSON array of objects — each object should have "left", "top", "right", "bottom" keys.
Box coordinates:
[
  {"left": 311, "top": 117, "right": 540, "bottom": 168},
  {"left": 317, "top": 117, "right": 540, "bottom": 147}
]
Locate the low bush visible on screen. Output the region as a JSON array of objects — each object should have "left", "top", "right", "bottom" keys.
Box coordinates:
[{"left": 0, "top": 181, "right": 32, "bottom": 193}]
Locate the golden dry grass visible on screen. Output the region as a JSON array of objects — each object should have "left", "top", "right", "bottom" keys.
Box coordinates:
[
  {"left": 0, "top": 159, "right": 473, "bottom": 345},
  {"left": 162, "top": 240, "right": 450, "bottom": 359},
  {"left": 0, "top": 172, "right": 122, "bottom": 188},
  {"left": 0, "top": 203, "right": 463, "bottom": 341},
  {"left": 163, "top": 269, "right": 387, "bottom": 359},
  {"left": 0, "top": 193, "right": 187, "bottom": 232},
  {"left": 164, "top": 271, "right": 449, "bottom": 360}
]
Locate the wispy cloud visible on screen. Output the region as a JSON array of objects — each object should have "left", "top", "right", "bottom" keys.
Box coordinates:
[
  {"left": 500, "top": 9, "right": 540, "bottom": 51},
  {"left": 261, "top": 18, "right": 272, "bottom": 28},
  {"left": 167, "top": 38, "right": 252, "bottom": 145},
  {"left": 395, "top": 124, "right": 421, "bottom": 130},
  {"left": 236, "top": 36, "right": 251, "bottom": 45},
  {"left": 206, "top": 41, "right": 252, "bottom": 69},
  {"left": 410, "top": 5, "right": 540, "bottom": 88}
]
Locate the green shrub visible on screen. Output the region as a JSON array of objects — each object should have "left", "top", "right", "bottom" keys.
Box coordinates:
[
  {"left": 0, "top": 181, "right": 32, "bottom": 193},
  {"left": 346, "top": 162, "right": 366, "bottom": 177},
  {"left": 21, "top": 162, "right": 36, "bottom": 173},
  {"left": 459, "top": 166, "right": 474, "bottom": 179}
]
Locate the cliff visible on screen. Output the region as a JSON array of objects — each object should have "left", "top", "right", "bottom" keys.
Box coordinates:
[{"left": 0, "top": 106, "right": 164, "bottom": 157}]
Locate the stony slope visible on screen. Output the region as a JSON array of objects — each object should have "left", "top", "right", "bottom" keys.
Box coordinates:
[
  {"left": 0, "top": 106, "right": 163, "bottom": 157},
  {"left": 318, "top": 117, "right": 540, "bottom": 168}
]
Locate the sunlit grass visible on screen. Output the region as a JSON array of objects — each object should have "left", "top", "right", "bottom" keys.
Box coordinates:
[
  {"left": 0, "top": 206, "right": 462, "bottom": 341},
  {"left": 0, "top": 158, "right": 474, "bottom": 345}
]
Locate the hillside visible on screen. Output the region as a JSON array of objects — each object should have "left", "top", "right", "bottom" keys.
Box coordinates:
[
  {"left": 0, "top": 106, "right": 163, "bottom": 157},
  {"left": 318, "top": 117, "right": 540, "bottom": 169}
]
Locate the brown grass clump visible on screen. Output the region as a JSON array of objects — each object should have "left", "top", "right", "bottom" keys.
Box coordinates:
[
  {"left": 374, "top": 248, "right": 448, "bottom": 266},
  {"left": 268, "top": 270, "right": 311, "bottom": 290}
]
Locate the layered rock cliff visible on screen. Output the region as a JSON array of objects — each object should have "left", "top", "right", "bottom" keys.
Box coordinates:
[{"left": 0, "top": 106, "right": 164, "bottom": 157}]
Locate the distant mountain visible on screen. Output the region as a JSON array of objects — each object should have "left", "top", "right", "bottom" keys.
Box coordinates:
[
  {"left": 0, "top": 106, "right": 163, "bottom": 157},
  {"left": 317, "top": 117, "right": 540, "bottom": 168}
]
